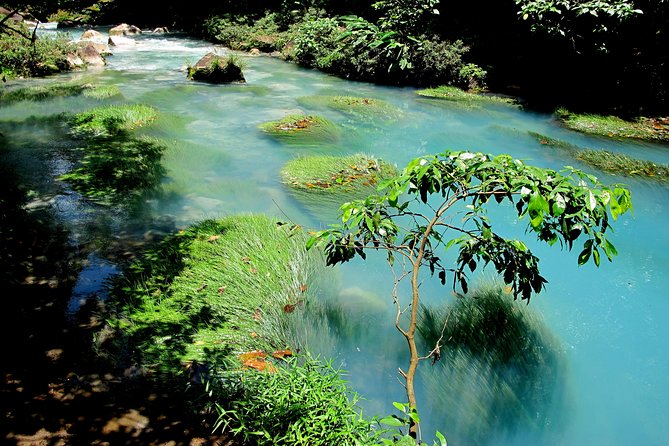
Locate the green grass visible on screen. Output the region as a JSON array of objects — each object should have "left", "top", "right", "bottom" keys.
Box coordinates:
[
  {"left": 58, "top": 136, "right": 166, "bottom": 204},
  {"left": 576, "top": 149, "right": 669, "bottom": 182},
  {"left": 0, "top": 82, "right": 122, "bottom": 104},
  {"left": 109, "top": 215, "right": 322, "bottom": 373},
  {"left": 527, "top": 131, "right": 580, "bottom": 151},
  {"left": 556, "top": 108, "right": 669, "bottom": 142},
  {"left": 416, "top": 86, "right": 516, "bottom": 106},
  {"left": 297, "top": 95, "right": 402, "bottom": 120},
  {"left": 0, "top": 82, "right": 87, "bottom": 104},
  {"left": 259, "top": 114, "right": 340, "bottom": 146},
  {"left": 214, "top": 356, "right": 375, "bottom": 446},
  {"left": 82, "top": 84, "right": 123, "bottom": 100},
  {"left": 281, "top": 154, "right": 396, "bottom": 194},
  {"left": 69, "top": 104, "right": 158, "bottom": 138}
]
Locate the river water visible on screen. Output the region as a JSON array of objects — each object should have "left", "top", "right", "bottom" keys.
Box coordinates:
[{"left": 2, "top": 30, "right": 668, "bottom": 445}]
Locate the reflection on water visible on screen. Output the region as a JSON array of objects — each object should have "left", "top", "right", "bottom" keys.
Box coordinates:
[{"left": 3, "top": 29, "right": 669, "bottom": 445}]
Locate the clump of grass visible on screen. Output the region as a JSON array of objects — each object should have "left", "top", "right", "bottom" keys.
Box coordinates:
[
  {"left": 214, "top": 356, "right": 375, "bottom": 445},
  {"left": 281, "top": 154, "right": 396, "bottom": 195},
  {"left": 82, "top": 84, "right": 123, "bottom": 100},
  {"left": 416, "top": 85, "right": 516, "bottom": 106},
  {"left": 576, "top": 149, "right": 669, "bottom": 182},
  {"left": 527, "top": 131, "right": 580, "bottom": 151},
  {"left": 259, "top": 114, "right": 339, "bottom": 146},
  {"left": 297, "top": 95, "right": 402, "bottom": 120},
  {"left": 108, "top": 215, "right": 321, "bottom": 373},
  {"left": 0, "top": 82, "right": 87, "bottom": 104},
  {"left": 58, "top": 136, "right": 166, "bottom": 204},
  {"left": 555, "top": 108, "right": 669, "bottom": 142},
  {"left": 69, "top": 104, "right": 157, "bottom": 138},
  {"left": 418, "top": 282, "right": 566, "bottom": 444}
]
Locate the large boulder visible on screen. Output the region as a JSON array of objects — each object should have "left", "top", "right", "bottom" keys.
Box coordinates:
[
  {"left": 109, "top": 23, "right": 141, "bottom": 36},
  {"left": 187, "top": 53, "right": 245, "bottom": 84},
  {"left": 81, "top": 29, "right": 104, "bottom": 40},
  {"left": 76, "top": 42, "right": 106, "bottom": 67}
]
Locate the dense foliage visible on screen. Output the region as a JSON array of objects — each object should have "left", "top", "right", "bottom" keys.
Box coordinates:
[{"left": 0, "top": 17, "right": 74, "bottom": 78}]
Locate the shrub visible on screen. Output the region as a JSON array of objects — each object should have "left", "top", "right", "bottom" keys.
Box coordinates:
[
  {"left": 0, "top": 25, "right": 75, "bottom": 78},
  {"left": 293, "top": 17, "right": 345, "bottom": 67}
]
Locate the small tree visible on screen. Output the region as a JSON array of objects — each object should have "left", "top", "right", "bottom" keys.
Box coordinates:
[{"left": 308, "top": 151, "right": 632, "bottom": 442}]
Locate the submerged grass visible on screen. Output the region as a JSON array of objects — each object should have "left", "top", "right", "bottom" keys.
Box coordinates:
[
  {"left": 527, "top": 131, "right": 580, "bottom": 151},
  {"left": 69, "top": 104, "right": 158, "bottom": 138},
  {"left": 416, "top": 86, "right": 516, "bottom": 107},
  {"left": 82, "top": 84, "right": 123, "bottom": 100},
  {"left": 281, "top": 154, "right": 396, "bottom": 194},
  {"left": 576, "top": 149, "right": 669, "bottom": 182},
  {"left": 556, "top": 108, "right": 669, "bottom": 142},
  {"left": 528, "top": 131, "right": 669, "bottom": 183},
  {"left": 297, "top": 95, "right": 402, "bottom": 120},
  {"left": 0, "top": 82, "right": 122, "bottom": 105},
  {"left": 418, "top": 282, "right": 567, "bottom": 444},
  {"left": 58, "top": 136, "right": 166, "bottom": 203},
  {"left": 259, "top": 114, "right": 339, "bottom": 146}
]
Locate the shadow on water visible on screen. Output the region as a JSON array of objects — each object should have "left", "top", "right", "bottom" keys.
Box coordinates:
[{"left": 0, "top": 119, "right": 232, "bottom": 445}]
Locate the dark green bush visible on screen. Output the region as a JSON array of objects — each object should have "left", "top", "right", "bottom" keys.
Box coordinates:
[{"left": 0, "top": 22, "right": 74, "bottom": 79}]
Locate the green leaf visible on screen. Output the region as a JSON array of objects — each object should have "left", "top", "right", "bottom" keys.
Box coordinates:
[
  {"left": 587, "top": 190, "right": 597, "bottom": 212},
  {"left": 434, "top": 431, "right": 448, "bottom": 446},
  {"left": 602, "top": 239, "right": 618, "bottom": 260},
  {"left": 379, "top": 416, "right": 406, "bottom": 427}
]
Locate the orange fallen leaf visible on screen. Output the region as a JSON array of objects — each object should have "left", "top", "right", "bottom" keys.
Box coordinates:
[
  {"left": 238, "top": 350, "right": 266, "bottom": 362},
  {"left": 241, "top": 256, "right": 251, "bottom": 263},
  {"left": 272, "top": 349, "right": 293, "bottom": 359},
  {"left": 250, "top": 267, "right": 258, "bottom": 274},
  {"left": 250, "top": 332, "right": 259, "bottom": 338},
  {"left": 300, "top": 283, "right": 308, "bottom": 293},
  {"left": 252, "top": 308, "right": 262, "bottom": 321},
  {"left": 218, "top": 286, "right": 226, "bottom": 293},
  {"left": 208, "top": 235, "right": 221, "bottom": 242},
  {"left": 283, "top": 303, "right": 296, "bottom": 313}
]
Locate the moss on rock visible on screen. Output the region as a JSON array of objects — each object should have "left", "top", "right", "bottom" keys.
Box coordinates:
[{"left": 187, "top": 52, "right": 246, "bottom": 84}]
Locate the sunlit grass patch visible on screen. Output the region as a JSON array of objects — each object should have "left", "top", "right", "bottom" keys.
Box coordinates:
[
  {"left": 0, "top": 82, "right": 88, "bottom": 104},
  {"left": 281, "top": 154, "right": 396, "bottom": 195},
  {"left": 416, "top": 85, "right": 516, "bottom": 106},
  {"left": 69, "top": 104, "right": 158, "bottom": 138},
  {"left": 576, "top": 149, "right": 669, "bottom": 182},
  {"left": 82, "top": 84, "right": 123, "bottom": 100},
  {"left": 297, "top": 95, "right": 402, "bottom": 120},
  {"left": 258, "top": 114, "right": 339, "bottom": 145},
  {"left": 556, "top": 108, "right": 669, "bottom": 142},
  {"left": 108, "top": 215, "right": 321, "bottom": 373}
]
